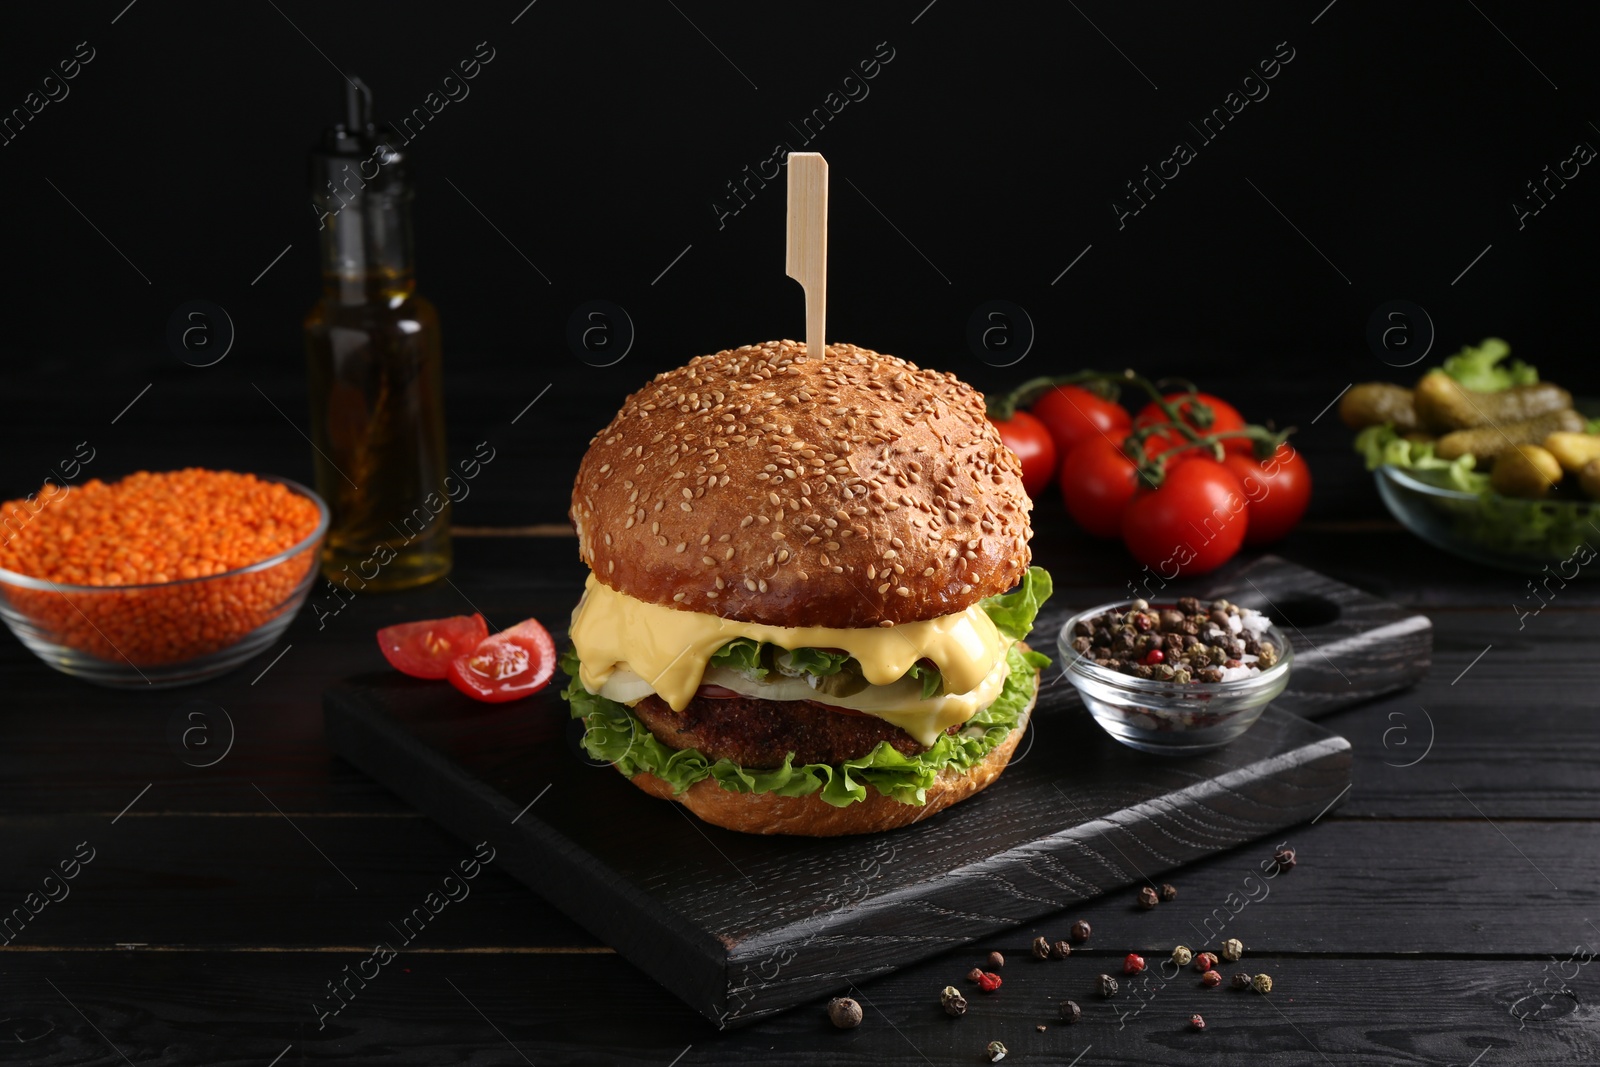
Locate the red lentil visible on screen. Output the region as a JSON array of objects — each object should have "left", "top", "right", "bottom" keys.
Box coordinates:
[{"left": 0, "top": 470, "right": 321, "bottom": 666}]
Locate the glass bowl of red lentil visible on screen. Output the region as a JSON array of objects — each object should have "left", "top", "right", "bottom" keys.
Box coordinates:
[
  {"left": 0, "top": 472, "right": 328, "bottom": 688},
  {"left": 1056, "top": 600, "right": 1294, "bottom": 754}
]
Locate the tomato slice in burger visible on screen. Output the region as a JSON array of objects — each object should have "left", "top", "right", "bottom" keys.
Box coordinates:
[
  {"left": 447, "top": 617, "right": 557, "bottom": 703},
  {"left": 377, "top": 614, "right": 489, "bottom": 679}
]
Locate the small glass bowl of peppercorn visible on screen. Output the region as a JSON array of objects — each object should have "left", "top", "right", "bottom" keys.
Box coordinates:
[{"left": 1056, "top": 596, "right": 1293, "bottom": 754}]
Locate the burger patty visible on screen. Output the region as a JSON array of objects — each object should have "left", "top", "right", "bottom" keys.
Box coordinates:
[{"left": 631, "top": 692, "right": 957, "bottom": 768}]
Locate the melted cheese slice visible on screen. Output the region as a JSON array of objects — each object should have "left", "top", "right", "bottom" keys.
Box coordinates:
[{"left": 568, "top": 575, "right": 1012, "bottom": 744}]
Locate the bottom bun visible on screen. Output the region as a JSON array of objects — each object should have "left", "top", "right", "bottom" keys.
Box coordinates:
[{"left": 628, "top": 666, "right": 1039, "bottom": 837}]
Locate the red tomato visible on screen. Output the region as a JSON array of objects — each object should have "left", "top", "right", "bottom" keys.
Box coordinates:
[
  {"left": 1120, "top": 457, "right": 1249, "bottom": 577},
  {"left": 377, "top": 614, "right": 489, "bottom": 679},
  {"left": 990, "top": 410, "right": 1058, "bottom": 497},
  {"left": 1030, "top": 385, "right": 1131, "bottom": 458},
  {"left": 447, "top": 618, "right": 557, "bottom": 703},
  {"left": 1223, "top": 442, "right": 1313, "bottom": 545},
  {"left": 1060, "top": 437, "right": 1144, "bottom": 539},
  {"left": 1134, "top": 392, "right": 1249, "bottom": 456}
]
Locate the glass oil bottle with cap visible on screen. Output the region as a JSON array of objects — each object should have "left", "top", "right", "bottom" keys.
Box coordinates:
[{"left": 305, "top": 78, "right": 450, "bottom": 591}]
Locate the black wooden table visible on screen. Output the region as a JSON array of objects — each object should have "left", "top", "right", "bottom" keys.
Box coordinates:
[{"left": 3, "top": 371, "right": 1598, "bottom": 1066}]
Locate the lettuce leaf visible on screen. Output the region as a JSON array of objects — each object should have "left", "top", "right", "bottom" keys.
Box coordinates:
[
  {"left": 979, "top": 566, "right": 1053, "bottom": 641},
  {"left": 905, "top": 661, "right": 943, "bottom": 699},
  {"left": 1355, "top": 423, "right": 1489, "bottom": 493},
  {"left": 777, "top": 647, "right": 851, "bottom": 677},
  {"left": 1440, "top": 337, "right": 1538, "bottom": 392},
  {"left": 707, "top": 637, "right": 766, "bottom": 678},
  {"left": 563, "top": 644, "right": 1050, "bottom": 808}
]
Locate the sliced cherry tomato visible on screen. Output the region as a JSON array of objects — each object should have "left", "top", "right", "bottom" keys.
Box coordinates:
[
  {"left": 1060, "top": 437, "right": 1144, "bottom": 539},
  {"left": 1134, "top": 392, "right": 1249, "bottom": 456},
  {"left": 696, "top": 684, "right": 743, "bottom": 699},
  {"left": 377, "top": 614, "right": 489, "bottom": 679},
  {"left": 1030, "top": 385, "right": 1131, "bottom": 459},
  {"left": 447, "top": 617, "right": 557, "bottom": 703},
  {"left": 1223, "top": 442, "right": 1313, "bottom": 545},
  {"left": 1120, "top": 457, "right": 1249, "bottom": 577},
  {"left": 990, "top": 410, "right": 1057, "bottom": 497}
]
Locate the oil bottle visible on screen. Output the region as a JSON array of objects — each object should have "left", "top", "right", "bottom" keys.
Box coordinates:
[{"left": 305, "top": 78, "right": 450, "bottom": 591}]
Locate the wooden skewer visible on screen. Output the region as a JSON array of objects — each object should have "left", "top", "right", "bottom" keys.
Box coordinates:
[{"left": 785, "top": 152, "right": 828, "bottom": 360}]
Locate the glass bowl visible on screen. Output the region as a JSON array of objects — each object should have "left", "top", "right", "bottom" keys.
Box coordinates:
[
  {"left": 1375, "top": 464, "right": 1600, "bottom": 574},
  {"left": 0, "top": 476, "right": 328, "bottom": 688},
  {"left": 1056, "top": 600, "right": 1294, "bottom": 754}
]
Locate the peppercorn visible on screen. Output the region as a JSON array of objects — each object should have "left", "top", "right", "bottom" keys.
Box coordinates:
[
  {"left": 940, "top": 985, "right": 967, "bottom": 1017},
  {"left": 1258, "top": 644, "right": 1279, "bottom": 668},
  {"left": 1160, "top": 883, "right": 1178, "bottom": 902},
  {"left": 1231, "top": 972, "right": 1254, "bottom": 991},
  {"left": 1145, "top": 648, "right": 1165, "bottom": 665},
  {"left": 1220, "top": 938, "right": 1244, "bottom": 962},
  {"left": 1201, "top": 969, "right": 1222, "bottom": 988},
  {"left": 1071, "top": 635, "right": 1091, "bottom": 655},
  {"left": 966, "top": 967, "right": 985, "bottom": 983},
  {"left": 1190, "top": 1013, "right": 1206, "bottom": 1031},
  {"left": 1051, "top": 939, "right": 1072, "bottom": 959},
  {"left": 1032, "top": 936, "right": 1051, "bottom": 960},
  {"left": 1171, "top": 945, "right": 1193, "bottom": 967},
  {"left": 827, "top": 996, "right": 862, "bottom": 1029},
  {"left": 1059, "top": 999, "right": 1082, "bottom": 1024},
  {"left": 1130, "top": 598, "right": 1149, "bottom": 611},
  {"left": 1194, "top": 952, "right": 1218, "bottom": 973},
  {"left": 986, "top": 1039, "right": 1008, "bottom": 1063},
  {"left": 1035, "top": 1024, "right": 1046, "bottom": 1032},
  {"left": 1160, "top": 608, "right": 1186, "bottom": 631},
  {"left": 1122, "top": 952, "right": 1145, "bottom": 975},
  {"left": 1171, "top": 667, "right": 1192, "bottom": 684},
  {"left": 1253, "top": 973, "right": 1273, "bottom": 994},
  {"left": 1178, "top": 596, "right": 1202, "bottom": 614},
  {"left": 976, "top": 971, "right": 1002, "bottom": 993},
  {"left": 1274, "top": 846, "right": 1297, "bottom": 872},
  {"left": 1138, "top": 885, "right": 1160, "bottom": 909},
  {"left": 987, "top": 950, "right": 1005, "bottom": 969},
  {"left": 1070, "top": 919, "right": 1091, "bottom": 943}
]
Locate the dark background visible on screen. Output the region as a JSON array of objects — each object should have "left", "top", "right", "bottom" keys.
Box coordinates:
[{"left": 2, "top": 0, "right": 1595, "bottom": 524}]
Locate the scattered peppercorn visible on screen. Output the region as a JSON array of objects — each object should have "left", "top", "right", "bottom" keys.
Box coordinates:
[
  {"left": 940, "top": 986, "right": 968, "bottom": 1018},
  {"left": 1060, "top": 999, "right": 1082, "bottom": 1024},
  {"left": 1036, "top": 1024, "right": 1047, "bottom": 1033},
  {"left": 1051, "top": 939, "right": 1072, "bottom": 959},
  {"left": 987, "top": 950, "right": 1005, "bottom": 970},
  {"left": 1231, "top": 972, "right": 1254, "bottom": 991},
  {"left": 1201, "top": 969, "right": 1222, "bottom": 988},
  {"left": 827, "top": 996, "right": 862, "bottom": 1029},
  {"left": 1171, "top": 945, "right": 1194, "bottom": 967},
  {"left": 1031, "top": 936, "right": 1051, "bottom": 960},
  {"left": 1190, "top": 1013, "right": 1206, "bottom": 1031},
  {"left": 1220, "top": 938, "right": 1244, "bottom": 962},
  {"left": 977, "top": 971, "right": 1002, "bottom": 993},
  {"left": 966, "top": 967, "right": 985, "bottom": 983},
  {"left": 1096, "top": 973, "right": 1119, "bottom": 998},
  {"left": 1253, "top": 973, "right": 1273, "bottom": 994},
  {"left": 1138, "top": 885, "right": 1160, "bottom": 909},
  {"left": 1275, "top": 846, "right": 1297, "bottom": 872},
  {"left": 1194, "top": 952, "right": 1218, "bottom": 973},
  {"left": 1160, "top": 883, "right": 1178, "bottom": 902},
  {"left": 1070, "top": 920, "right": 1092, "bottom": 943},
  {"left": 986, "top": 1040, "right": 1008, "bottom": 1063},
  {"left": 1123, "top": 953, "right": 1146, "bottom": 975}
]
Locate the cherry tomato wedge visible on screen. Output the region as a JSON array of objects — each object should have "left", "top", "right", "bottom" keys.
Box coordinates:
[
  {"left": 990, "top": 410, "right": 1058, "bottom": 497},
  {"left": 447, "top": 617, "right": 557, "bottom": 703},
  {"left": 377, "top": 614, "right": 489, "bottom": 679},
  {"left": 1134, "top": 392, "right": 1249, "bottom": 456}
]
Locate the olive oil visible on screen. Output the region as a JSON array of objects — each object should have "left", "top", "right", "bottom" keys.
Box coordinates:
[{"left": 304, "top": 79, "right": 450, "bottom": 591}]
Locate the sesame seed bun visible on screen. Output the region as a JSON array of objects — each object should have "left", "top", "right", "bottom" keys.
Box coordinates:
[
  {"left": 627, "top": 666, "right": 1037, "bottom": 836},
  {"left": 570, "top": 341, "right": 1032, "bottom": 628}
]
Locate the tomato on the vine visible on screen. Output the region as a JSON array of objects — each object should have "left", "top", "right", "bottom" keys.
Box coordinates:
[
  {"left": 990, "top": 410, "right": 1057, "bottom": 497},
  {"left": 1060, "top": 437, "right": 1144, "bottom": 539},
  {"left": 1223, "top": 442, "right": 1312, "bottom": 545},
  {"left": 1030, "top": 385, "right": 1131, "bottom": 459},
  {"left": 1120, "top": 457, "right": 1249, "bottom": 577},
  {"left": 1134, "top": 392, "right": 1250, "bottom": 456}
]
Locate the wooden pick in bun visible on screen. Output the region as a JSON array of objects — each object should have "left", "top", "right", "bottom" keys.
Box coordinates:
[{"left": 562, "top": 340, "right": 1049, "bottom": 836}]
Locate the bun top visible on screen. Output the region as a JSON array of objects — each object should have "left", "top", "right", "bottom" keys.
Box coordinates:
[{"left": 571, "top": 341, "right": 1032, "bottom": 628}]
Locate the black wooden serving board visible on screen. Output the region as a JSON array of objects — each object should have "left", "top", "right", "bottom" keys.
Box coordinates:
[{"left": 321, "top": 556, "right": 1428, "bottom": 1028}]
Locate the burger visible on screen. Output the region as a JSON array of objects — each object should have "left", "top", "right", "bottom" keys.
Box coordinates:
[{"left": 561, "top": 340, "right": 1052, "bottom": 836}]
